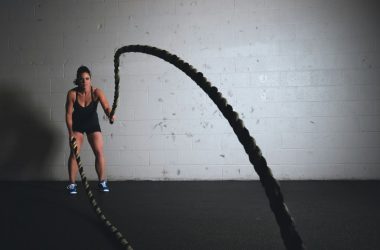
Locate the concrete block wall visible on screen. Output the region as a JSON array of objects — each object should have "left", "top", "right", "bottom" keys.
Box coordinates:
[{"left": 0, "top": 0, "right": 379, "bottom": 180}]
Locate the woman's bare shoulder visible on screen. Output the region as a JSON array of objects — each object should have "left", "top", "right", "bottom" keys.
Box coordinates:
[
  {"left": 93, "top": 87, "right": 105, "bottom": 96},
  {"left": 67, "top": 88, "right": 77, "bottom": 98},
  {"left": 68, "top": 87, "right": 77, "bottom": 93}
]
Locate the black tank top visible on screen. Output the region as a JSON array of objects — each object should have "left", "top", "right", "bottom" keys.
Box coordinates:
[{"left": 72, "top": 87, "right": 101, "bottom": 133}]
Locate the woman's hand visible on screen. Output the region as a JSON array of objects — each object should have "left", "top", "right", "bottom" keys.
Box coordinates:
[
  {"left": 106, "top": 110, "right": 116, "bottom": 124},
  {"left": 109, "top": 114, "right": 116, "bottom": 123},
  {"left": 68, "top": 130, "right": 74, "bottom": 140}
]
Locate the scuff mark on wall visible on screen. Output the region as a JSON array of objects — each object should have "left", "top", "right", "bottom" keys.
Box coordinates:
[
  {"left": 162, "top": 169, "right": 167, "bottom": 175},
  {"left": 171, "top": 132, "right": 176, "bottom": 141},
  {"left": 201, "top": 121, "right": 209, "bottom": 128},
  {"left": 185, "top": 133, "right": 193, "bottom": 138},
  {"left": 153, "top": 121, "right": 167, "bottom": 131}
]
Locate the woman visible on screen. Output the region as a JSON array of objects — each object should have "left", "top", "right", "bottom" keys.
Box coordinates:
[{"left": 65, "top": 65, "right": 114, "bottom": 194}]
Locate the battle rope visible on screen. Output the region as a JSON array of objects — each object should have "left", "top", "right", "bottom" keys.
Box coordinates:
[
  {"left": 110, "top": 45, "right": 305, "bottom": 250},
  {"left": 70, "top": 137, "right": 133, "bottom": 250}
]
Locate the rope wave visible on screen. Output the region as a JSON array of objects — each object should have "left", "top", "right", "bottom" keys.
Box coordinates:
[{"left": 71, "top": 44, "right": 305, "bottom": 250}]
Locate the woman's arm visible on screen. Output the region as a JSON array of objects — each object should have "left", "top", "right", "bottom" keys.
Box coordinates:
[
  {"left": 65, "top": 90, "right": 75, "bottom": 137},
  {"left": 95, "top": 88, "right": 115, "bottom": 122}
]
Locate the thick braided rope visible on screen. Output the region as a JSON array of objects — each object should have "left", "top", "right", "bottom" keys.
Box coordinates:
[
  {"left": 70, "top": 137, "right": 133, "bottom": 250},
  {"left": 110, "top": 45, "right": 305, "bottom": 250}
]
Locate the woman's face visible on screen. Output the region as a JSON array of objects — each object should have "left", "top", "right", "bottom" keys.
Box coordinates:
[{"left": 79, "top": 72, "right": 91, "bottom": 88}]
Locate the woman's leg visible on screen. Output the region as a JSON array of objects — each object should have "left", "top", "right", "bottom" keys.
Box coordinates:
[
  {"left": 87, "top": 131, "right": 106, "bottom": 181},
  {"left": 68, "top": 132, "right": 84, "bottom": 183}
]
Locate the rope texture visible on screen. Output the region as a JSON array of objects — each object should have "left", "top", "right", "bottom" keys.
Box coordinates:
[
  {"left": 70, "top": 137, "right": 133, "bottom": 250},
  {"left": 110, "top": 45, "right": 305, "bottom": 250}
]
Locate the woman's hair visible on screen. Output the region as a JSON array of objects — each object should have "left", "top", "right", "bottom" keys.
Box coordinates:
[{"left": 73, "top": 65, "right": 91, "bottom": 85}]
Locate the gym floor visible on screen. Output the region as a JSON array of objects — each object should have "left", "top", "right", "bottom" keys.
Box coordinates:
[{"left": 1, "top": 181, "right": 379, "bottom": 250}]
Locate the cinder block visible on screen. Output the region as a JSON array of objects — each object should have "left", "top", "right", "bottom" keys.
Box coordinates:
[
  {"left": 134, "top": 102, "right": 163, "bottom": 120},
  {"left": 234, "top": 0, "right": 266, "bottom": 13},
  {"left": 118, "top": 74, "right": 158, "bottom": 91},
  {"left": 111, "top": 106, "right": 134, "bottom": 121},
  {"left": 35, "top": 64, "right": 63, "bottom": 79},
  {"left": 360, "top": 116, "right": 380, "bottom": 132},
  {"left": 250, "top": 71, "right": 281, "bottom": 87},
  {"left": 24, "top": 78, "right": 51, "bottom": 93},
  {"left": 149, "top": 150, "right": 178, "bottom": 165},
  {"left": 162, "top": 102, "right": 207, "bottom": 120},
  {"left": 220, "top": 73, "right": 250, "bottom": 88},
  {"left": 122, "top": 58, "right": 174, "bottom": 75},
  {"left": 176, "top": 0, "right": 235, "bottom": 15},
  {"left": 202, "top": 57, "right": 236, "bottom": 74},
  {"left": 0, "top": 3, "right": 9, "bottom": 21},
  {"left": 296, "top": 116, "right": 360, "bottom": 133},
  {"left": 107, "top": 166, "right": 135, "bottom": 180},
  {"left": 281, "top": 71, "right": 312, "bottom": 86},
  {"left": 124, "top": 135, "right": 166, "bottom": 150},
  {"left": 51, "top": 107, "right": 65, "bottom": 122},
  {"left": 177, "top": 150, "right": 214, "bottom": 165},
  {"left": 176, "top": 89, "right": 206, "bottom": 105},
  {"left": 282, "top": 132, "right": 380, "bottom": 149},
  {"left": 104, "top": 135, "right": 129, "bottom": 150},
  {"left": 51, "top": 77, "right": 74, "bottom": 93},
  {"left": 8, "top": 0, "right": 35, "bottom": 21},
  {"left": 163, "top": 134, "right": 193, "bottom": 150},
  {"left": 35, "top": 1, "right": 64, "bottom": 21},
  {"left": 133, "top": 165, "right": 167, "bottom": 180},
  {"left": 149, "top": 90, "right": 177, "bottom": 106},
  {"left": 175, "top": 165, "right": 223, "bottom": 180},
  {"left": 235, "top": 56, "right": 266, "bottom": 72},
  {"left": 113, "top": 120, "right": 158, "bottom": 135},
  {"left": 118, "top": 0, "right": 146, "bottom": 17},
  {"left": 269, "top": 148, "right": 380, "bottom": 166},
  {"left": 192, "top": 134, "right": 222, "bottom": 150},
  {"left": 89, "top": 1, "right": 119, "bottom": 18},
  {"left": 222, "top": 165, "right": 257, "bottom": 180},
  {"left": 119, "top": 90, "right": 148, "bottom": 107},
  {"left": 9, "top": 32, "right": 37, "bottom": 50},
  {"left": 341, "top": 69, "right": 380, "bottom": 85},
  {"left": 310, "top": 69, "right": 343, "bottom": 85},
  {"left": 177, "top": 118, "right": 232, "bottom": 135},
  {"left": 119, "top": 150, "right": 149, "bottom": 165},
  {"left": 311, "top": 101, "right": 379, "bottom": 117}
]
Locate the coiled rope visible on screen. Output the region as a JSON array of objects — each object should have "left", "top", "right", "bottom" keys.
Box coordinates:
[{"left": 71, "top": 44, "right": 305, "bottom": 250}]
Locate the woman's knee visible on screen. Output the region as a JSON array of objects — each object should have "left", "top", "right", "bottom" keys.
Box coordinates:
[
  {"left": 94, "top": 149, "right": 104, "bottom": 159},
  {"left": 69, "top": 152, "right": 78, "bottom": 163}
]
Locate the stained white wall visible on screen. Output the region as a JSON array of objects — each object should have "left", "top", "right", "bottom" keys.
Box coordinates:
[{"left": 0, "top": 0, "right": 379, "bottom": 180}]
